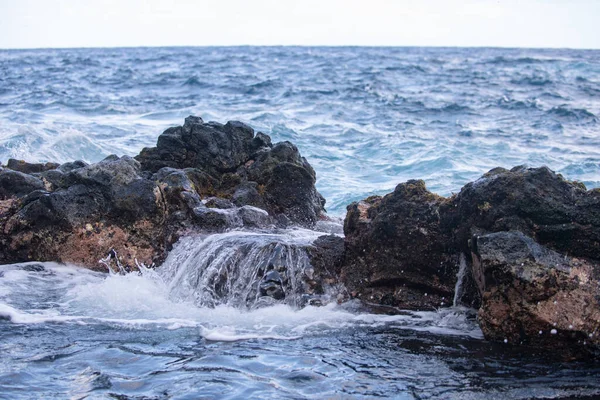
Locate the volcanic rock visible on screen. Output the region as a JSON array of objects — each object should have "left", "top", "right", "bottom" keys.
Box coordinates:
[{"left": 0, "top": 116, "right": 325, "bottom": 270}]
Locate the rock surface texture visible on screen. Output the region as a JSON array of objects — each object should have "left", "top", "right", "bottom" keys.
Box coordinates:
[
  {"left": 0, "top": 116, "right": 325, "bottom": 270},
  {"left": 343, "top": 166, "right": 600, "bottom": 357}
]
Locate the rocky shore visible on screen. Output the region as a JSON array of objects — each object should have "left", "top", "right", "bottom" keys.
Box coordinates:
[
  {"left": 341, "top": 166, "right": 600, "bottom": 359},
  {"left": 0, "top": 116, "right": 324, "bottom": 270},
  {"left": 1, "top": 116, "right": 598, "bottom": 359}
]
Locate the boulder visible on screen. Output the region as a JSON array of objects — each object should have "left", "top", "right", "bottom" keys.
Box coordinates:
[
  {"left": 441, "top": 165, "right": 600, "bottom": 261},
  {"left": 6, "top": 158, "right": 59, "bottom": 174},
  {"left": 342, "top": 180, "right": 457, "bottom": 310},
  {"left": 136, "top": 117, "right": 325, "bottom": 226},
  {"left": 342, "top": 166, "right": 600, "bottom": 357},
  {"left": 472, "top": 231, "right": 600, "bottom": 358}
]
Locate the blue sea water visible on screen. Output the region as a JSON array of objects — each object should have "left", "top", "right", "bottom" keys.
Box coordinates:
[
  {"left": 1, "top": 47, "right": 600, "bottom": 399},
  {"left": 1, "top": 46, "right": 599, "bottom": 215}
]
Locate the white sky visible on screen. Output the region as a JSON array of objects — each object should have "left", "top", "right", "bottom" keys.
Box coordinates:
[{"left": 1, "top": 0, "right": 598, "bottom": 49}]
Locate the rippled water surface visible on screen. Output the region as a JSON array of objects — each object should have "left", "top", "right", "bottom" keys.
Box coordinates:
[
  {"left": 1, "top": 47, "right": 599, "bottom": 214},
  {"left": 1, "top": 47, "right": 600, "bottom": 399}
]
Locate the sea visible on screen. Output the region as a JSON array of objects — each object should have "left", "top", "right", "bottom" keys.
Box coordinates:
[{"left": 0, "top": 46, "right": 599, "bottom": 399}]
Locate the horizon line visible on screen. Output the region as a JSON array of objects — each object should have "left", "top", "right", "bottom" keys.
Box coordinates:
[{"left": 2, "top": 44, "right": 599, "bottom": 52}]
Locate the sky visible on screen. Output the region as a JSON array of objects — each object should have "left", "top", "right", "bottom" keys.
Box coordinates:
[{"left": 1, "top": 0, "right": 599, "bottom": 49}]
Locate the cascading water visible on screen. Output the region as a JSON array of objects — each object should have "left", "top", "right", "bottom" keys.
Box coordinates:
[
  {"left": 453, "top": 253, "right": 468, "bottom": 307},
  {"left": 158, "top": 229, "right": 330, "bottom": 309}
]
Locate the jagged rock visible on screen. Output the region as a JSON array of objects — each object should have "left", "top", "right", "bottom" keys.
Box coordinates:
[
  {"left": 472, "top": 231, "right": 600, "bottom": 358},
  {"left": 342, "top": 180, "right": 457, "bottom": 310},
  {"left": 441, "top": 165, "right": 600, "bottom": 261},
  {"left": 0, "top": 170, "right": 46, "bottom": 199},
  {"left": 6, "top": 158, "right": 60, "bottom": 174},
  {"left": 0, "top": 117, "right": 326, "bottom": 269},
  {"left": 342, "top": 166, "right": 600, "bottom": 358},
  {"left": 136, "top": 117, "right": 324, "bottom": 226}
]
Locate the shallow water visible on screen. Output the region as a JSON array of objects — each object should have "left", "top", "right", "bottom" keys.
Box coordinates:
[
  {"left": 1, "top": 47, "right": 600, "bottom": 398},
  {"left": 2, "top": 259, "right": 600, "bottom": 399}
]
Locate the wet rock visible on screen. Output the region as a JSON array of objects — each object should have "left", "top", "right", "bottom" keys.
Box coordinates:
[
  {"left": 238, "top": 205, "right": 272, "bottom": 228},
  {"left": 343, "top": 166, "right": 600, "bottom": 357},
  {"left": 191, "top": 206, "right": 241, "bottom": 230},
  {"left": 6, "top": 159, "right": 59, "bottom": 174},
  {"left": 57, "top": 160, "right": 88, "bottom": 173},
  {"left": 136, "top": 117, "right": 324, "bottom": 226},
  {"left": 259, "top": 270, "right": 285, "bottom": 300},
  {"left": 0, "top": 170, "right": 45, "bottom": 199},
  {"left": 441, "top": 165, "right": 600, "bottom": 261},
  {"left": 472, "top": 231, "right": 600, "bottom": 358},
  {"left": 306, "top": 235, "right": 345, "bottom": 296},
  {"left": 205, "top": 197, "right": 235, "bottom": 209},
  {"left": 232, "top": 181, "right": 266, "bottom": 209},
  {"left": 341, "top": 181, "right": 457, "bottom": 310},
  {"left": 136, "top": 116, "right": 254, "bottom": 176}
]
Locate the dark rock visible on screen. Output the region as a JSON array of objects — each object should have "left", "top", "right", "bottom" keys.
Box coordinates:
[
  {"left": 238, "top": 205, "right": 272, "bottom": 228},
  {"left": 204, "top": 197, "right": 235, "bottom": 209},
  {"left": 136, "top": 117, "right": 254, "bottom": 176},
  {"left": 259, "top": 270, "right": 285, "bottom": 300},
  {"left": 263, "top": 162, "right": 323, "bottom": 226},
  {"left": 232, "top": 181, "right": 266, "bottom": 209},
  {"left": 342, "top": 166, "right": 600, "bottom": 357},
  {"left": 6, "top": 159, "right": 59, "bottom": 174},
  {"left": 136, "top": 117, "right": 324, "bottom": 226},
  {"left": 306, "top": 235, "right": 345, "bottom": 296},
  {"left": 57, "top": 160, "right": 88, "bottom": 173},
  {"left": 0, "top": 170, "right": 46, "bottom": 199},
  {"left": 441, "top": 165, "right": 600, "bottom": 261},
  {"left": 472, "top": 231, "right": 600, "bottom": 358},
  {"left": 341, "top": 181, "right": 456, "bottom": 310},
  {"left": 192, "top": 207, "right": 241, "bottom": 230}
]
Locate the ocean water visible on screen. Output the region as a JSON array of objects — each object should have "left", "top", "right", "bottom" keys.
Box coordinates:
[
  {"left": 1, "top": 47, "right": 599, "bottom": 214},
  {"left": 1, "top": 47, "right": 600, "bottom": 399}
]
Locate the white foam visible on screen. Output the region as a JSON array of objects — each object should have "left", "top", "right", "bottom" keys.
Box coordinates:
[{"left": 0, "top": 259, "right": 483, "bottom": 341}]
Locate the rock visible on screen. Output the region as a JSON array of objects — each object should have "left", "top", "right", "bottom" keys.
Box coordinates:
[
  {"left": 306, "top": 234, "right": 345, "bottom": 296},
  {"left": 342, "top": 166, "right": 600, "bottom": 357},
  {"left": 137, "top": 117, "right": 324, "bottom": 226},
  {"left": 238, "top": 205, "right": 272, "bottom": 228},
  {"left": 6, "top": 159, "right": 59, "bottom": 174},
  {"left": 0, "top": 170, "right": 45, "bottom": 199},
  {"left": 441, "top": 165, "right": 600, "bottom": 261},
  {"left": 472, "top": 231, "right": 600, "bottom": 358},
  {"left": 136, "top": 116, "right": 254, "bottom": 176},
  {"left": 341, "top": 181, "right": 457, "bottom": 310},
  {"left": 232, "top": 181, "right": 266, "bottom": 209},
  {"left": 204, "top": 197, "right": 235, "bottom": 209},
  {"left": 57, "top": 160, "right": 88, "bottom": 173},
  {"left": 259, "top": 270, "right": 285, "bottom": 300},
  {"left": 191, "top": 207, "right": 241, "bottom": 231}
]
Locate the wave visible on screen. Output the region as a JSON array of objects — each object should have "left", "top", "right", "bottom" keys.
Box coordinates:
[
  {"left": 182, "top": 76, "right": 208, "bottom": 87},
  {"left": 546, "top": 105, "right": 598, "bottom": 122},
  {"left": 510, "top": 76, "right": 554, "bottom": 86}
]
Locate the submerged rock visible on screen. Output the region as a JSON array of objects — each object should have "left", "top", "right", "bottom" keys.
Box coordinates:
[{"left": 0, "top": 116, "right": 325, "bottom": 270}]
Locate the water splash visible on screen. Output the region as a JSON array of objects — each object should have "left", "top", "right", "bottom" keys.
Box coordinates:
[
  {"left": 158, "top": 229, "right": 327, "bottom": 309},
  {"left": 453, "top": 253, "right": 468, "bottom": 307}
]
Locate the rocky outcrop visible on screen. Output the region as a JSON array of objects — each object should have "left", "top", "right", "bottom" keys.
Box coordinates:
[
  {"left": 0, "top": 116, "right": 325, "bottom": 270},
  {"left": 136, "top": 116, "right": 325, "bottom": 226},
  {"left": 342, "top": 166, "right": 599, "bottom": 357},
  {"left": 342, "top": 181, "right": 457, "bottom": 310},
  {"left": 472, "top": 231, "right": 599, "bottom": 358}
]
